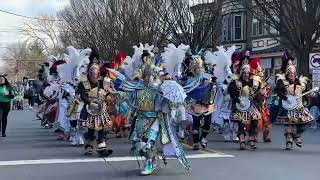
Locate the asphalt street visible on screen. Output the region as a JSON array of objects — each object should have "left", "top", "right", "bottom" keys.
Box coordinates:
[{"left": 1, "top": 108, "right": 320, "bottom": 180}]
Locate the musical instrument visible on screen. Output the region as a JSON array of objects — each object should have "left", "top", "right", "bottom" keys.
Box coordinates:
[
  {"left": 87, "top": 99, "right": 104, "bottom": 116},
  {"left": 236, "top": 96, "right": 251, "bottom": 112},
  {"left": 66, "top": 96, "right": 81, "bottom": 118},
  {"left": 86, "top": 81, "right": 105, "bottom": 116},
  {"left": 282, "top": 87, "right": 319, "bottom": 110}
]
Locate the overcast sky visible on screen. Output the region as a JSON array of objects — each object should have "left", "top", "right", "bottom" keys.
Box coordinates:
[{"left": 0, "top": 0, "right": 69, "bottom": 47}]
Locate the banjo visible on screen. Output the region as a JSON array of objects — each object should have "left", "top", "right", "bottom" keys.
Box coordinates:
[
  {"left": 236, "top": 76, "right": 272, "bottom": 112},
  {"left": 282, "top": 86, "right": 319, "bottom": 111},
  {"left": 236, "top": 96, "right": 251, "bottom": 112}
]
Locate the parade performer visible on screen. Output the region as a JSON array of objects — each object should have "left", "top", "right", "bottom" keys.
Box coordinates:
[
  {"left": 206, "top": 46, "right": 236, "bottom": 142},
  {"left": 183, "top": 55, "right": 217, "bottom": 150},
  {"left": 43, "top": 57, "right": 66, "bottom": 130},
  {"left": 228, "top": 59, "right": 263, "bottom": 150},
  {"left": 78, "top": 48, "right": 114, "bottom": 156},
  {"left": 107, "top": 52, "right": 130, "bottom": 138},
  {"left": 57, "top": 46, "right": 91, "bottom": 145},
  {"left": 12, "top": 81, "right": 24, "bottom": 110},
  {"left": 53, "top": 47, "right": 90, "bottom": 141},
  {"left": 162, "top": 44, "right": 191, "bottom": 140},
  {"left": 111, "top": 44, "right": 190, "bottom": 175},
  {"left": 250, "top": 57, "right": 272, "bottom": 142},
  {"left": 275, "top": 53, "right": 314, "bottom": 150}
]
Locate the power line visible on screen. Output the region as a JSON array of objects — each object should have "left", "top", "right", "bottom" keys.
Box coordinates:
[{"left": 0, "top": 9, "right": 62, "bottom": 21}]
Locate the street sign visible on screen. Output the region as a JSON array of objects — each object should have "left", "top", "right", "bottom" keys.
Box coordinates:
[
  {"left": 312, "top": 81, "right": 320, "bottom": 88},
  {"left": 309, "top": 53, "right": 320, "bottom": 70},
  {"left": 313, "top": 69, "right": 320, "bottom": 74}
]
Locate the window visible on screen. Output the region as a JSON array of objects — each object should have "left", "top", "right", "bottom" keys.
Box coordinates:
[
  {"left": 258, "top": 21, "right": 264, "bottom": 35},
  {"left": 234, "top": 15, "right": 242, "bottom": 40},
  {"left": 252, "top": 19, "right": 258, "bottom": 36},
  {"left": 227, "top": 16, "right": 232, "bottom": 41},
  {"left": 222, "top": 17, "right": 227, "bottom": 41},
  {"left": 222, "top": 15, "right": 232, "bottom": 41}
]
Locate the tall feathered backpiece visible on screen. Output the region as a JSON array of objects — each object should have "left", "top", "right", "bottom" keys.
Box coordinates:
[
  {"left": 131, "top": 43, "right": 155, "bottom": 70},
  {"left": 204, "top": 45, "right": 236, "bottom": 83},
  {"left": 57, "top": 46, "right": 91, "bottom": 83},
  {"left": 162, "top": 43, "right": 190, "bottom": 79},
  {"left": 44, "top": 55, "right": 61, "bottom": 82},
  {"left": 120, "top": 56, "right": 134, "bottom": 79}
]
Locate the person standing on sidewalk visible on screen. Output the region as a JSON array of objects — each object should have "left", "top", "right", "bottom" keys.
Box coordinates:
[
  {"left": 27, "top": 82, "right": 37, "bottom": 109},
  {"left": 0, "top": 74, "right": 14, "bottom": 137}
]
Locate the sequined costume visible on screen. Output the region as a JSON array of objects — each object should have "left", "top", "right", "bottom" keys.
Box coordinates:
[
  {"left": 183, "top": 56, "right": 217, "bottom": 150},
  {"left": 113, "top": 44, "right": 190, "bottom": 175},
  {"left": 275, "top": 53, "right": 313, "bottom": 150},
  {"left": 250, "top": 57, "right": 272, "bottom": 142},
  {"left": 79, "top": 49, "right": 113, "bottom": 156},
  {"left": 228, "top": 60, "right": 262, "bottom": 150}
]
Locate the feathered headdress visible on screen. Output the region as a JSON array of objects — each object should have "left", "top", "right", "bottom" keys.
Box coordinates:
[
  {"left": 120, "top": 56, "right": 134, "bottom": 79},
  {"left": 57, "top": 46, "right": 91, "bottom": 83},
  {"left": 162, "top": 43, "right": 190, "bottom": 78},
  {"left": 204, "top": 46, "right": 236, "bottom": 82},
  {"left": 280, "top": 51, "right": 296, "bottom": 74},
  {"left": 250, "top": 57, "right": 263, "bottom": 76},
  {"left": 114, "top": 51, "right": 126, "bottom": 69},
  {"left": 50, "top": 59, "right": 67, "bottom": 75},
  {"left": 231, "top": 52, "right": 241, "bottom": 73},
  {"left": 236, "top": 49, "right": 251, "bottom": 75}
]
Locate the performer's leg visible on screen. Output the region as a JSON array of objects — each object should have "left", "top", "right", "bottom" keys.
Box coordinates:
[
  {"left": 231, "top": 122, "right": 239, "bottom": 142},
  {"left": 237, "top": 122, "right": 246, "bottom": 150},
  {"left": 141, "top": 138, "right": 156, "bottom": 176},
  {"left": 84, "top": 128, "right": 95, "bottom": 155},
  {"left": 263, "top": 120, "right": 272, "bottom": 142},
  {"left": 96, "top": 129, "right": 113, "bottom": 157},
  {"left": 70, "top": 120, "right": 77, "bottom": 145},
  {"left": 1, "top": 103, "right": 10, "bottom": 137},
  {"left": 192, "top": 115, "right": 201, "bottom": 150},
  {"left": 199, "top": 114, "right": 212, "bottom": 148},
  {"left": 249, "top": 121, "right": 258, "bottom": 149},
  {"left": 285, "top": 125, "right": 293, "bottom": 150},
  {"left": 293, "top": 124, "right": 305, "bottom": 147},
  {"left": 223, "top": 120, "right": 231, "bottom": 142}
]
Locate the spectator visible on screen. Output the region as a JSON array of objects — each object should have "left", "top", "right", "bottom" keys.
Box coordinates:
[
  {"left": 0, "top": 74, "right": 14, "bottom": 137},
  {"left": 309, "top": 94, "right": 320, "bottom": 129},
  {"left": 27, "top": 83, "right": 37, "bottom": 109}
]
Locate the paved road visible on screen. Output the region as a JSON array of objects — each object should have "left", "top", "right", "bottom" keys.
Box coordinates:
[{"left": 1, "top": 108, "right": 320, "bottom": 180}]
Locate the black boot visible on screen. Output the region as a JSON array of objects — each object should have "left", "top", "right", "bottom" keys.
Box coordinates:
[{"left": 84, "top": 140, "right": 94, "bottom": 155}]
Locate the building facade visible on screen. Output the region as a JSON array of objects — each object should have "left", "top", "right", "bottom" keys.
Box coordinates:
[{"left": 220, "top": 0, "right": 285, "bottom": 79}]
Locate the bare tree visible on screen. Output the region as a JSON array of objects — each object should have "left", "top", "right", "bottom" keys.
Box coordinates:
[
  {"left": 233, "top": 0, "right": 320, "bottom": 75},
  {"left": 22, "top": 15, "right": 63, "bottom": 55},
  {"left": 58, "top": 0, "right": 222, "bottom": 58},
  {"left": 2, "top": 41, "right": 46, "bottom": 79},
  {"left": 155, "top": 0, "right": 222, "bottom": 51},
  {"left": 58, "top": 0, "right": 170, "bottom": 59}
]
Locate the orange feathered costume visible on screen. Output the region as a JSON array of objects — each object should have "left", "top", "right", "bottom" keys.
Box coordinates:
[{"left": 250, "top": 57, "right": 271, "bottom": 142}]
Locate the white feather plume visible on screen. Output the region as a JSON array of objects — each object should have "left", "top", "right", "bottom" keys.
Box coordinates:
[
  {"left": 120, "top": 56, "right": 134, "bottom": 79},
  {"left": 43, "top": 83, "right": 59, "bottom": 98},
  {"left": 130, "top": 43, "right": 155, "bottom": 73},
  {"left": 57, "top": 46, "right": 91, "bottom": 83},
  {"left": 162, "top": 43, "right": 190, "bottom": 77},
  {"left": 204, "top": 45, "right": 236, "bottom": 83}
]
